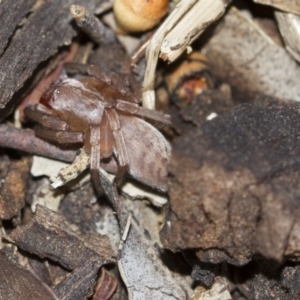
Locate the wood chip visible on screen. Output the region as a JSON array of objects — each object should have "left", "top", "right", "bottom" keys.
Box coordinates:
[
  {"left": 6, "top": 205, "right": 114, "bottom": 269},
  {"left": 0, "top": 250, "right": 58, "bottom": 300},
  {"left": 0, "top": 156, "right": 32, "bottom": 219}
]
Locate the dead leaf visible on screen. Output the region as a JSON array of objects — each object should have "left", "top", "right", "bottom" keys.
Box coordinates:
[
  {"left": 253, "top": 0, "right": 300, "bottom": 15},
  {"left": 118, "top": 215, "right": 191, "bottom": 299},
  {"left": 275, "top": 11, "right": 300, "bottom": 62},
  {"left": 202, "top": 7, "right": 300, "bottom": 101}
]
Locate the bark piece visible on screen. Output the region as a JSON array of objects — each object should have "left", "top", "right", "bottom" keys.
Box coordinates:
[
  {"left": 246, "top": 261, "right": 300, "bottom": 299},
  {"left": 59, "top": 181, "right": 98, "bottom": 232},
  {"left": 0, "top": 0, "right": 102, "bottom": 118},
  {"left": 0, "top": 0, "right": 36, "bottom": 56},
  {"left": 29, "top": 257, "right": 53, "bottom": 287},
  {"left": 161, "top": 103, "right": 300, "bottom": 265},
  {"left": 70, "top": 4, "right": 116, "bottom": 45},
  {"left": 7, "top": 205, "right": 114, "bottom": 269},
  {"left": 52, "top": 255, "right": 104, "bottom": 300},
  {"left": 0, "top": 156, "right": 32, "bottom": 219},
  {"left": 92, "top": 268, "right": 118, "bottom": 300},
  {"left": 0, "top": 250, "right": 58, "bottom": 300}
]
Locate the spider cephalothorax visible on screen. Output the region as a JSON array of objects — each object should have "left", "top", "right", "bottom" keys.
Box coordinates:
[{"left": 25, "top": 63, "right": 171, "bottom": 192}]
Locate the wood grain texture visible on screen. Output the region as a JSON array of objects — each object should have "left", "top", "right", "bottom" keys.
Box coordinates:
[
  {"left": 0, "top": 0, "right": 102, "bottom": 119},
  {"left": 0, "top": 250, "right": 58, "bottom": 300},
  {"left": 0, "top": 0, "right": 37, "bottom": 56}
]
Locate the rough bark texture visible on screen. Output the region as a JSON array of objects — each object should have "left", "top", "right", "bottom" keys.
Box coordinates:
[
  {"left": 0, "top": 0, "right": 102, "bottom": 119},
  {"left": 0, "top": 0, "right": 37, "bottom": 56},
  {"left": 52, "top": 256, "right": 104, "bottom": 300},
  {"left": 7, "top": 205, "right": 114, "bottom": 269},
  {"left": 0, "top": 156, "right": 32, "bottom": 219},
  {"left": 0, "top": 249, "right": 58, "bottom": 300},
  {"left": 161, "top": 102, "right": 300, "bottom": 265}
]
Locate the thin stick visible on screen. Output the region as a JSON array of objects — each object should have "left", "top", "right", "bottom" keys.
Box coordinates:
[
  {"left": 117, "top": 213, "right": 132, "bottom": 258},
  {"left": 0, "top": 124, "right": 76, "bottom": 162},
  {"left": 70, "top": 4, "right": 116, "bottom": 44}
]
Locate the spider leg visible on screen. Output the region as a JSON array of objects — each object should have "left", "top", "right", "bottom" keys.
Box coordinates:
[
  {"left": 65, "top": 62, "right": 127, "bottom": 95},
  {"left": 64, "top": 62, "right": 111, "bottom": 84},
  {"left": 89, "top": 124, "right": 104, "bottom": 194},
  {"left": 24, "top": 105, "right": 69, "bottom": 131},
  {"left": 35, "top": 103, "right": 56, "bottom": 115},
  {"left": 64, "top": 62, "right": 141, "bottom": 104},
  {"left": 115, "top": 100, "right": 171, "bottom": 125},
  {"left": 112, "top": 73, "right": 130, "bottom": 95},
  {"left": 122, "top": 74, "right": 142, "bottom": 104},
  {"left": 36, "top": 127, "right": 84, "bottom": 144},
  {"left": 110, "top": 73, "right": 142, "bottom": 103},
  {"left": 105, "top": 109, "right": 129, "bottom": 185}
]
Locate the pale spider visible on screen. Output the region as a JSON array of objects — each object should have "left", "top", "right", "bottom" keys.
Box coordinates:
[{"left": 25, "top": 62, "right": 171, "bottom": 192}]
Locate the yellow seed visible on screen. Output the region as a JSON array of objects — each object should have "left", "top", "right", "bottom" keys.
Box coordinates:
[{"left": 113, "top": 0, "right": 169, "bottom": 34}]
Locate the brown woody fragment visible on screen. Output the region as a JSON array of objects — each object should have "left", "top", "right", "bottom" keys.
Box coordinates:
[
  {"left": 253, "top": 0, "right": 300, "bottom": 15},
  {"left": 53, "top": 256, "right": 106, "bottom": 300},
  {"left": 235, "top": 260, "right": 300, "bottom": 299},
  {"left": 0, "top": 125, "right": 76, "bottom": 162},
  {"left": 0, "top": 0, "right": 102, "bottom": 119},
  {"left": 0, "top": 0, "right": 36, "bottom": 56},
  {"left": 7, "top": 205, "right": 114, "bottom": 269},
  {"left": 29, "top": 257, "right": 53, "bottom": 287},
  {"left": 70, "top": 4, "right": 116, "bottom": 44},
  {"left": 92, "top": 268, "right": 118, "bottom": 300},
  {"left": 161, "top": 102, "right": 300, "bottom": 265},
  {"left": 0, "top": 156, "right": 32, "bottom": 219},
  {"left": 0, "top": 249, "right": 58, "bottom": 300}
]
